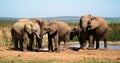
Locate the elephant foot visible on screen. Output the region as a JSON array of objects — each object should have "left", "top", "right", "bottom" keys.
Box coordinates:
[
  {"left": 48, "top": 50, "right": 54, "bottom": 52},
  {"left": 95, "top": 48, "right": 100, "bottom": 50},
  {"left": 79, "top": 46, "right": 87, "bottom": 50},
  {"left": 87, "top": 47, "right": 94, "bottom": 50},
  {"left": 62, "top": 48, "right": 68, "bottom": 51},
  {"left": 23, "top": 49, "right": 27, "bottom": 52},
  {"left": 104, "top": 47, "right": 108, "bottom": 50},
  {"left": 32, "top": 47, "right": 37, "bottom": 51},
  {"left": 14, "top": 48, "right": 18, "bottom": 50},
  {"left": 36, "top": 48, "right": 43, "bottom": 52},
  {"left": 48, "top": 48, "right": 54, "bottom": 52},
  {"left": 54, "top": 48, "right": 60, "bottom": 52}
]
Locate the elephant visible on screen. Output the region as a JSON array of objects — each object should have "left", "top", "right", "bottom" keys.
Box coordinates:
[
  {"left": 11, "top": 18, "right": 44, "bottom": 51},
  {"left": 30, "top": 18, "right": 48, "bottom": 51},
  {"left": 79, "top": 14, "right": 93, "bottom": 49},
  {"left": 86, "top": 16, "right": 108, "bottom": 50},
  {"left": 41, "top": 20, "right": 70, "bottom": 52},
  {"left": 70, "top": 26, "right": 82, "bottom": 48}
]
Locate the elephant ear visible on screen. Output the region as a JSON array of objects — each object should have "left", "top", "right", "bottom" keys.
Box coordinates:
[
  {"left": 49, "top": 24, "right": 58, "bottom": 35},
  {"left": 77, "top": 26, "right": 82, "bottom": 32},
  {"left": 24, "top": 23, "right": 32, "bottom": 34},
  {"left": 88, "top": 17, "right": 100, "bottom": 30}
]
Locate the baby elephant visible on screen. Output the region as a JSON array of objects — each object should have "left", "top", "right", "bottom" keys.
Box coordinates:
[
  {"left": 70, "top": 26, "right": 81, "bottom": 44},
  {"left": 70, "top": 26, "right": 86, "bottom": 50},
  {"left": 41, "top": 20, "right": 70, "bottom": 52}
]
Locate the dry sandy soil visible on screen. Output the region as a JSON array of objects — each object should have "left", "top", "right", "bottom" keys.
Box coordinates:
[{"left": 0, "top": 41, "right": 120, "bottom": 62}]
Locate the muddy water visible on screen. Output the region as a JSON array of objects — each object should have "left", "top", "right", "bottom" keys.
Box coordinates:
[
  {"left": 69, "top": 44, "right": 120, "bottom": 50},
  {"left": 42, "top": 44, "right": 120, "bottom": 51}
]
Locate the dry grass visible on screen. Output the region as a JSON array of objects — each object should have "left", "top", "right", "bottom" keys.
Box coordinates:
[{"left": 0, "top": 25, "right": 12, "bottom": 46}]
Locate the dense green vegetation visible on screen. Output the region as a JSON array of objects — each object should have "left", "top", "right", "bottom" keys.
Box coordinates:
[{"left": 108, "top": 23, "right": 120, "bottom": 41}]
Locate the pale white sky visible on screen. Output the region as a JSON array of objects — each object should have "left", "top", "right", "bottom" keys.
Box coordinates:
[{"left": 0, "top": 0, "right": 120, "bottom": 18}]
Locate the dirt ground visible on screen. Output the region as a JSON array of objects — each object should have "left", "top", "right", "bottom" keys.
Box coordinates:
[{"left": 0, "top": 41, "right": 120, "bottom": 62}]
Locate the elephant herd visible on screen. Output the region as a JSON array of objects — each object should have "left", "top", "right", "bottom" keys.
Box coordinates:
[{"left": 11, "top": 14, "right": 108, "bottom": 52}]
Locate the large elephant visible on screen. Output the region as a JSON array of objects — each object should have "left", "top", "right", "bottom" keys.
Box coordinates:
[
  {"left": 30, "top": 18, "right": 48, "bottom": 51},
  {"left": 70, "top": 26, "right": 82, "bottom": 48},
  {"left": 79, "top": 14, "right": 93, "bottom": 49},
  {"left": 11, "top": 18, "right": 43, "bottom": 51},
  {"left": 41, "top": 20, "right": 70, "bottom": 52},
  {"left": 87, "top": 16, "right": 108, "bottom": 50}
]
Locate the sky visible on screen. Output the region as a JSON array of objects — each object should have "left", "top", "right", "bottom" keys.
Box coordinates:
[{"left": 0, "top": 0, "right": 120, "bottom": 18}]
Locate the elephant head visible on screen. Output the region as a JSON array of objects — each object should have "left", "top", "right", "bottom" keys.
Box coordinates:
[
  {"left": 41, "top": 21, "right": 58, "bottom": 35},
  {"left": 87, "top": 17, "right": 101, "bottom": 30},
  {"left": 70, "top": 26, "right": 78, "bottom": 40},
  {"left": 24, "top": 22, "right": 41, "bottom": 39},
  {"left": 79, "top": 14, "right": 93, "bottom": 30},
  {"left": 70, "top": 26, "right": 82, "bottom": 40}
]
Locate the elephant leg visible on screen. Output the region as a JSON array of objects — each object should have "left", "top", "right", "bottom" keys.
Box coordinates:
[
  {"left": 29, "top": 37, "right": 33, "bottom": 51},
  {"left": 82, "top": 41, "right": 87, "bottom": 49},
  {"left": 23, "top": 38, "right": 28, "bottom": 52},
  {"left": 58, "top": 40, "right": 60, "bottom": 46},
  {"left": 104, "top": 39, "right": 108, "bottom": 50},
  {"left": 96, "top": 39, "right": 100, "bottom": 50},
  {"left": 33, "top": 34, "right": 37, "bottom": 51},
  {"left": 79, "top": 33, "right": 87, "bottom": 50},
  {"left": 53, "top": 34, "right": 59, "bottom": 52},
  {"left": 78, "top": 34, "right": 82, "bottom": 50},
  {"left": 88, "top": 35, "right": 94, "bottom": 50},
  {"left": 63, "top": 40, "right": 66, "bottom": 49},
  {"left": 48, "top": 38, "right": 53, "bottom": 52},
  {"left": 38, "top": 36, "right": 43, "bottom": 51},
  {"left": 79, "top": 41, "right": 86, "bottom": 50},
  {"left": 78, "top": 37, "right": 85, "bottom": 50},
  {"left": 48, "top": 34, "right": 53, "bottom": 52},
  {"left": 23, "top": 32, "right": 28, "bottom": 52},
  {"left": 63, "top": 33, "right": 69, "bottom": 49},
  {"left": 78, "top": 40, "right": 82, "bottom": 50},
  {"left": 20, "top": 40, "right": 23, "bottom": 51},
  {"left": 103, "top": 34, "right": 108, "bottom": 50},
  {"left": 14, "top": 39, "right": 18, "bottom": 50}
]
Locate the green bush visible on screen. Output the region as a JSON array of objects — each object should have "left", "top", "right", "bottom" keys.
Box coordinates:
[{"left": 108, "top": 23, "right": 120, "bottom": 41}]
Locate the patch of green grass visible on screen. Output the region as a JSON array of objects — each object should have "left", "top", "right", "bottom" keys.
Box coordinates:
[
  {"left": 68, "top": 36, "right": 78, "bottom": 42},
  {"left": 0, "top": 59, "right": 119, "bottom": 63},
  {"left": 107, "top": 20, "right": 120, "bottom": 24},
  {"left": 67, "top": 22, "right": 79, "bottom": 27},
  {"left": 0, "top": 59, "right": 68, "bottom": 63},
  {"left": 0, "top": 20, "right": 16, "bottom": 26}
]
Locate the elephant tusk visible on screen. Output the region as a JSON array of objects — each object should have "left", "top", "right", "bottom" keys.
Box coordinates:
[{"left": 37, "top": 35, "right": 41, "bottom": 39}]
